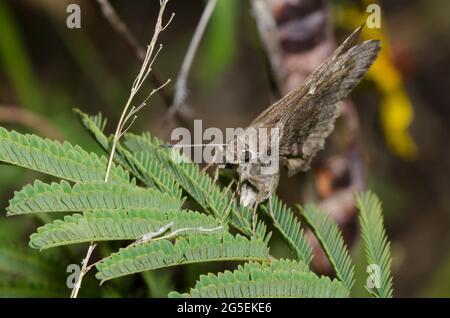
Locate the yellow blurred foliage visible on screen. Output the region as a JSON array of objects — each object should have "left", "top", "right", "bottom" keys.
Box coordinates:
[{"left": 334, "top": 1, "right": 417, "bottom": 159}]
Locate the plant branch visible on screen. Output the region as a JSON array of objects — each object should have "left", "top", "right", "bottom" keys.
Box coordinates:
[
  {"left": 0, "top": 105, "right": 63, "bottom": 139},
  {"left": 250, "top": 0, "right": 284, "bottom": 91},
  {"left": 95, "top": 0, "right": 173, "bottom": 108},
  {"left": 70, "top": 0, "right": 173, "bottom": 298},
  {"left": 105, "top": 1, "right": 173, "bottom": 184},
  {"left": 84, "top": 225, "right": 224, "bottom": 273},
  {"left": 70, "top": 243, "right": 96, "bottom": 298},
  {"left": 166, "top": 0, "right": 218, "bottom": 119}
]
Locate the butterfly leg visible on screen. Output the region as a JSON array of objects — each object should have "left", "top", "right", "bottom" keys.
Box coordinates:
[
  {"left": 252, "top": 190, "right": 264, "bottom": 232},
  {"left": 268, "top": 195, "right": 274, "bottom": 219},
  {"left": 213, "top": 165, "right": 221, "bottom": 183},
  {"left": 201, "top": 145, "right": 225, "bottom": 174},
  {"left": 252, "top": 201, "right": 259, "bottom": 233},
  {"left": 201, "top": 161, "right": 214, "bottom": 174}
]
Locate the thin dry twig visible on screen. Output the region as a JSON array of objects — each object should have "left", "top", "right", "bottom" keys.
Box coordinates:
[
  {"left": 96, "top": 0, "right": 173, "bottom": 108},
  {"left": 166, "top": 0, "right": 218, "bottom": 119},
  {"left": 104, "top": 3, "right": 173, "bottom": 184},
  {"left": 70, "top": 0, "right": 173, "bottom": 298},
  {"left": 250, "top": 0, "right": 284, "bottom": 90},
  {"left": 84, "top": 224, "right": 223, "bottom": 273},
  {"left": 0, "top": 105, "right": 63, "bottom": 139},
  {"left": 69, "top": 243, "right": 97, "bottom": 298},
  {"left": 96, "top": 0, "right": 145, "bottom": 59}
]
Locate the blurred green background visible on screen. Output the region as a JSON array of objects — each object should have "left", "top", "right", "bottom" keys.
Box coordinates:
[{"left": 0, "top": 0, "right": 449, "bottom": 297}]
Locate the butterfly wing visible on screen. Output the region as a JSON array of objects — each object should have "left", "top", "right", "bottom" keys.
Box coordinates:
[
  {"left": 249, "top": 26, "right": 366, "bottom": 129},
  {"left": 250, "top": 26, "right": 380, "bottom": 176}
]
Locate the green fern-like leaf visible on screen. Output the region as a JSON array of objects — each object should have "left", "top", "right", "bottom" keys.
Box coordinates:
[
  {"left": 29, "top": 209, "right": 222, "bottom": 250},
  {"left": 7, "top": 180, "right": 181, "bottom": 215},
  {"left": 129, "top": 151, "right": 183, "bottom": 198},
  {"left": 76, "top": 110, "right": 181, "bottom": 197},
  {"left": 300, "top": 205, "right": 355, "bottom": 292},
  {"left": 95, "top": 233, "right": 269, "bottom": 283},
  {"left": 261, "top": 196, "right": 312, "bottom": 264},
  {"left": 123, "top": 132, "right": 164, "bottom": 152},
  {"left": 0, "top": 128, "right": 129, "bottom": 184},
  {"left": 74, "top": 109, "right": 109, "bottom": 151},
  {"left": 169, "top": 259, "right": 349, "bottom": 298},
  {"left": 356, "top": 191, "right": 393, "bottom": 298},
  {"left": 124, "top": 133, "right": 266, "bottom": 238},
  {"left": 79, "top": 117, "right": 270, "bottom": 241},
  {"left": 124, "top": 133, "right": 229, "bottom": 218}
]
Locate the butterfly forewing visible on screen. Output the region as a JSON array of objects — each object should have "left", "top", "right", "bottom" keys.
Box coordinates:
[{"left": 248, "top": 26, "right": 381, "bottom": 176}]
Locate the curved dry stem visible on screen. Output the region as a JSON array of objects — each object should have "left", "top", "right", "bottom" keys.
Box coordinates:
[
  {"left": 96, "top": 0, "right": 173, "bottom": 107},
  {"left": 0, "top": 105, "right": 63, "bottom": 139},
  {"left": 167, "top": 0, "right": 218, "bottom": 119},
  {"left": 71, "top": 0, "right": 173, "bottom": 299}
]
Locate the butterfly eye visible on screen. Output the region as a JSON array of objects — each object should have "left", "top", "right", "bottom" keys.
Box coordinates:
[{"left": 241, "top": 150, "right": 252, "bottom": 163}]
